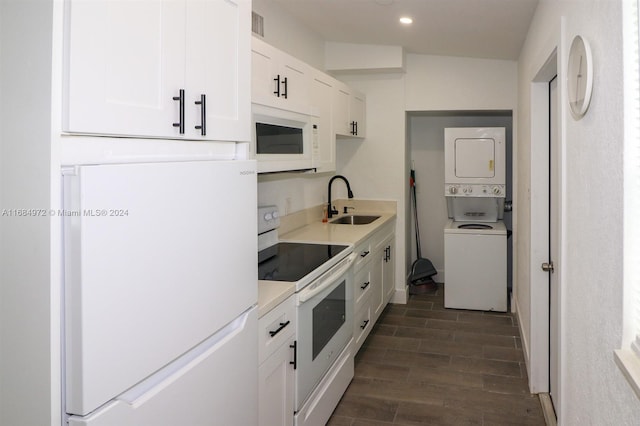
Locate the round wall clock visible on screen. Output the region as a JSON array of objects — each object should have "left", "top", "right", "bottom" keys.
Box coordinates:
[{"left": 567, "top": 35, "right": 594, "bottom": 120}]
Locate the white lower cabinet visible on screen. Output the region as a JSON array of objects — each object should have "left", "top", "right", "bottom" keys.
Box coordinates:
[{"left": 259, "top": 294, "right": 296, "bottom": 426}]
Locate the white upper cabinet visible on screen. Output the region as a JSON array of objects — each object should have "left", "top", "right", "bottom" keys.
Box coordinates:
[
  {"left": 333, "top": 82, "right": 366, "bottom": 138},
  {"left": 185, "top": 0, "right": 251, "bottom": 142},
  {"left": 310, "top": 71, "right": 336, "bottom": 173},
  {"left": 350, "top": 91, "right": 366, "bottom": 138},
  {"left": 252, "top": 37, "right": 311, "bottom": 114},
  {"left": 64, "top": 0, "right": 250, "bottom": 142}
]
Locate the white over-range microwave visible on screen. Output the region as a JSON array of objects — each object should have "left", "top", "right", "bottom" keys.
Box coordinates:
[{"left": 251, "top": 104, "right": 318, "bottom": 173}]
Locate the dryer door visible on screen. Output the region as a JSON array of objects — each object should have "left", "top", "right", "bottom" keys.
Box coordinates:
[
  {"left": 444, "top": 127, "right": 506, "bottom": 185},
  {"left": 455, "top": 137, "right": 495, "bottom": 178}
]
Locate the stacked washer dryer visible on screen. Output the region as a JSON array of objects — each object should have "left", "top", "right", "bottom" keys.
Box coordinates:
[{"left": 444, "top": 127, "right": 507, "bottom": 312}]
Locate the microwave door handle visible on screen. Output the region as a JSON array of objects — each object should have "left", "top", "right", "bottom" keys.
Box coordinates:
[{"left": 298, "top": 253, "right": 356, "bottom": 303}]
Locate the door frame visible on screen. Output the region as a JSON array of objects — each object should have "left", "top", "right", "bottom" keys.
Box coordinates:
[
  {"left": 528, "top": 49, "right": 556, "bottom": 389},
  {"left": 529, "top": 44, "right": 566, "bottom": 422}
]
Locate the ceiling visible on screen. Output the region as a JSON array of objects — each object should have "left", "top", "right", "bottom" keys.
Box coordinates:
[{"left": 271, "top": 0, "right": 539, "bottom": 60}]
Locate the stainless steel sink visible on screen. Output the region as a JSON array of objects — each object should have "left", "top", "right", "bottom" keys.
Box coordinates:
[{"left": 330, "top": 215, "right": 380, "bottom": 225}]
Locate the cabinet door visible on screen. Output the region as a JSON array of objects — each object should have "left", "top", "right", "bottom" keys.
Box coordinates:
[
  {"left": 251, "top": 38, "right": 311, "bottom": 114},
  {"left": 350, "top": 91, "right": 366, "bottom": 138},
  {"left": 280, "top": 55, "right": 311, "bottom": 113},
  {"left": 371, "top": 250, "right": 385, "bottom": 322},
  {"left": 65, "top": 0, "right": 186, "bottom": 138},
  {"left": 310, "top": 73, "right": 336, "bottom": 173},
  {"left": 333, "top": 84, "right": 351, "bottom": 136},
  {"left": 251, "top": 38, "right": 280, "bottom": 108},
  {"left": 186, "top": 0, "right": 251, "bottom": 142},
  {"left": 259, "top": 339, "right": 295, "bottom": 426},
  {"left": 382, "top": 240, "right": 395, "bottom": 303}
]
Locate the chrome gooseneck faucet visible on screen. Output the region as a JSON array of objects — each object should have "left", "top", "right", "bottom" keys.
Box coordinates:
[{"left": 327, "top": 175, "right": 354, "bottom": 218}]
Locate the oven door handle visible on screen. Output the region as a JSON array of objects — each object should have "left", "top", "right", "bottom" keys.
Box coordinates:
[{"left": 298, "top": 253, "right": 356, "bottom": 303}]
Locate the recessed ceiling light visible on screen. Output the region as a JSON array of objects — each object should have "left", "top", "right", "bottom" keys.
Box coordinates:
[{"left": 399, "top": 17, "right": 413, "bottom": 25}]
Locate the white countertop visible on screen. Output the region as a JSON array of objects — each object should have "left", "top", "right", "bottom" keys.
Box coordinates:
[
  {"left": 279, "top": 212, "right": 396, "bottom": 246},
  {"left": 258, "top": 280, "right": 296, "bottom": 318}
]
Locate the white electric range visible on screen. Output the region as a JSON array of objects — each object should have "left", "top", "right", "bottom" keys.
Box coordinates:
[{"left": 257, "top": 205, "right": 355, "bottom": 426}]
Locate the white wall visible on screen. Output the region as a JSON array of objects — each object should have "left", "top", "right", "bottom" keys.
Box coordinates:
[
  {"left": 0, "top": 1, "right": 55, "bottom": 425},
  {"left": 518, "top": 0, "right": 640, "bottom": 423},
  {"left": 336, "top": 73, "right": 408, "bottom": 300},
  {"left": 251, "top": 0, "right": 325, "bottom": 70},
  {"left": 405, "top": 54, "right": 518, "bottom": 111}
]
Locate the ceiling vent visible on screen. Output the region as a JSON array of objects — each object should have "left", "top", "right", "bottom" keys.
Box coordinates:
[{"left": 252, "top": 12, "right": 264, "bottom": 37}]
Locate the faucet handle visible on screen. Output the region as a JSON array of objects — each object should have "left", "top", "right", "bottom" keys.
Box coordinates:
[
  {"left": 330, "top": 205, "right": 339, "bottom": 215},
  {"left": 343, "top": 206, "right": 355, "bottom": 214}
]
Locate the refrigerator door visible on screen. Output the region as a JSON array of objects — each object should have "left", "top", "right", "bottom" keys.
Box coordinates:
[
  {"left": 63, "top": 160, "right": 257, "bottom": 415},
  {"left": 67, "top": 307, "right": 258, "bottom": 426}
]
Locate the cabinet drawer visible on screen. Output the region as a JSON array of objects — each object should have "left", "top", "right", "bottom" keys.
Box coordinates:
[
  {"left": 354, "top": 267, "right": 372, "bottom": 311},
  {"left": 259, "top": 295, "right": 296, "bottom": 364},
  {"left": 353, "top": 239, "right": 373, "bottom": 273},
  {"left": 353, "top": 304, "right": 372, "bottom": 354}
]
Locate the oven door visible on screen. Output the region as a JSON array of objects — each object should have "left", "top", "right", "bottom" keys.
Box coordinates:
[{"left": 295, "top": 253, "right": 355, "bottom": 410}]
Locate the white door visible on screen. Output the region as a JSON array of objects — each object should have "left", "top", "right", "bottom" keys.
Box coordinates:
[
  {"left": 549, "top": 76, "right": 561, "bottom": 415},
  {"left": 186, "top": 0, "right": 251, "bottom": 142},
  {"left": 63, "top": 160, "right": 257, "bottom": 416},
  {"left": 64, "top": 0, "right": 186, "bottom": 138}
]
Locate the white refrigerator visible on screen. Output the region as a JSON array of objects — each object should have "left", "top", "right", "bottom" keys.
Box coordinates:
[{"left": 62, "top": 160, "right": 258, "bottom": 426}]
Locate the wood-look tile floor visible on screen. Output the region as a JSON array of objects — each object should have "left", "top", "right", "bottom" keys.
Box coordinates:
[{"left": 327, "top": 284, "right": 546, "bottom": 426}]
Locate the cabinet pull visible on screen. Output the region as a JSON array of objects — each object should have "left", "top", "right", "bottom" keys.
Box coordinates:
[
  {"left": 289, "top": 340, "right": 297, "bottom": 370},
  {"left": 195, "top": 94, "right": 206, "bottom": 136},
  {"left": 268, "top": 320, "right": 291, "bottom": 337},
  {"left": 281, "top": 76, "right": 288, "bottom": 99},
  {"left": 360, "top": 250, "right": 370, "bottom": 258},
  {"left": 350, "top": 121, "right": 356, "bottom": 135},
  {"left": 274, "top": 74, "right": 281, "bottom": 97},
  {"left": 172, "top": 89, "right": 185, "bottom": 134},
  {"left": 360, "top": 319, "right": 370, "bottom": 329},
  {"left": 355, "top": 121, "right": 358, "bottom": 136},
  {"left": 360, "top": 281, "right": 370, "bottom": 290}
]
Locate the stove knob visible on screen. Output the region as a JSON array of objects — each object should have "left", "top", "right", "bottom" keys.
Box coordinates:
[
  {"left": 493, "top": 186, "right": 502, "bottom": 195},
  {"left": 449, "top": 186, "right": 457, "bottom": 194},
  {"left": 264, "top": 212, "right": 273, "bottom": 221},
  {"left": 272, "top": 211, "right": 279, "bottom": 219}
]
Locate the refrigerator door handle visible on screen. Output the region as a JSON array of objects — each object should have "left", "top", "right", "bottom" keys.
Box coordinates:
[{"left": 117, "top": 307, "right": 253, "bottom": 407}]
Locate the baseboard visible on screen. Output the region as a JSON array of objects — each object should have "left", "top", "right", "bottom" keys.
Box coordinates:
[
  {"left": 538, "top": 393, "right": 557, "bottom": 426},
  {"left": 391, "top": 286, "right": 408, "bottom": 304},
  {"left": 514, "top": 295, "right": 532, "bottom": 382}
]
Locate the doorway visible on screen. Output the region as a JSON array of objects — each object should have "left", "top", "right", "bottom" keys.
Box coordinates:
[
  {"left": 549, "top": 75, "right": 560, "bottom": 417},
  {"left": 529, "top": 50, "right": 562, "bottom": 424}
]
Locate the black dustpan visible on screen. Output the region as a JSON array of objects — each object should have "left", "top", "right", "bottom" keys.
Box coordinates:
[{"left": 408, "top": 169, "right": 437, "bottom": 293}]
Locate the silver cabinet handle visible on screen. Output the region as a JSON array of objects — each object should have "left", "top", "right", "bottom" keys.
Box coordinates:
[{"left": 541, "top": 262, "right": 555, "bottom": 273}]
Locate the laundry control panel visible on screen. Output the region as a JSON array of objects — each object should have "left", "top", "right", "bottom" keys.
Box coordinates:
[{"left": 445, "top": 184, "right": 505, "bottom": 197}]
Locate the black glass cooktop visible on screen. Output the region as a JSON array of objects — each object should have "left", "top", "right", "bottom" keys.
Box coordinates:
[{"left": 258, "top": 242, "right": 348, "bottom": 282}]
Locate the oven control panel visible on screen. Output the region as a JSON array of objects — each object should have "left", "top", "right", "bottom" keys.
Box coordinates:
[{"left": 258, "top": 205, "right": 280, "bottom": 234}]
